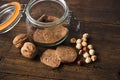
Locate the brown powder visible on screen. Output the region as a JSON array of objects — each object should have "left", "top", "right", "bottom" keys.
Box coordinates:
[
  {"left": 33, "top": 26, "right": 68, "bottom": 44},
  {"left": 32, "top": 15, "right": 68, "bottom": 44}
]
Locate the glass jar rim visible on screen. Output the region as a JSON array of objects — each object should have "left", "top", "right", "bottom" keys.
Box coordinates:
[{"left": 25, "top": 0, "right": 69, "bottom": 28}]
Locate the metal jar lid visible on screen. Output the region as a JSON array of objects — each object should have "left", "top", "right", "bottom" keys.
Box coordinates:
[{"left": 0, "top": 2, "right": 22, "bottom": 34}]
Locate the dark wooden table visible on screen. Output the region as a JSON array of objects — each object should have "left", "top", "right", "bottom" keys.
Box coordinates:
[{"left": 0, "top": 0, "right": 120, "bottom": 80}]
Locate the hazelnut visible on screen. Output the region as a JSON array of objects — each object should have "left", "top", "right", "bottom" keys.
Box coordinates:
[
  {"left": 78, "top": 50, "right": 83, "bottom": 55},
  {"left": 13, "top": 34, "right": 28, "bottom": 48},
  {"left": 76, "top": 43, "right": 82, "bottom": 49},
  {"left": 82, "top": 37, "right": 87, "bottom": 42},
  {"left": 21, "top": 42, "right": 37, "bottom": 59},
  {"left": 77, "top": 60, "right": 82, "bottom": 65},
  {"left": 83, "top": 47, "right": 88, "bottom": 52},
  {"left": 76, "top": 39, "right": 82, "bottom": 44},
  {"left": 83, "top": 52, "right": 90, "bottom": 58},
  {"left": 81, "top": 41, "right": 87, "bottom": 47},
  {"left": 85, "top": 57, "right": 91, "bottom": 63},
  {"left": 91, "top": 55, "right": 97, "bottom": 62},
  {"left": 89, "top": 49, "right": 95, "bottom": 55},
  {"left": 88, "top": 44, "right": 93, "bottom": 49},
  {"left": 70, "top": 38, "right": 77, "bottom": 43},
  {"left": 83, "top": 33, "right": 89, "bottom": 38}
]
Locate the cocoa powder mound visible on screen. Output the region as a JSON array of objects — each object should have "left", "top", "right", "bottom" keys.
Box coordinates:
[
  {"left": 32, "top": 15, "right": 68, "bottom": 44},
  {"left": 33, "top": 26, "right": 68, "bottom": 44}
]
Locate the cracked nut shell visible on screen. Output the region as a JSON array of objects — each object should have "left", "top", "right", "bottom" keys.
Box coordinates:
[
  {"left": 13, "top": 34, "right": 28, "bottom": 48},
  {"left": 21, "top": 42, "right": 37, "bottom": 59}
]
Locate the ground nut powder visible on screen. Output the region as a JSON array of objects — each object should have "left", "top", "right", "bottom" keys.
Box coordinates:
[{"left": 32, "top": 16, "right": 68, "bottom": 44}]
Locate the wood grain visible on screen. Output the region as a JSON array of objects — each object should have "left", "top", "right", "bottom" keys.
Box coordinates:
[
  {"left": 66, "top": 0, "right": 120, "bottom": 24},
  {"left": 0, "top": 0, "right": 120, "bottom": 80}
]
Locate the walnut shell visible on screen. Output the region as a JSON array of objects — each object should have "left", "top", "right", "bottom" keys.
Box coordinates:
[
  {"left": 21, "top": 42, "right": 37, "bottom": 59},
  {"left": 13, "top": 34, "right": 28, "bottom": 48}
]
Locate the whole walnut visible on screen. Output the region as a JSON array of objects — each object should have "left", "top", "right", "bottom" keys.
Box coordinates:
[
  {"left": 21, "top": 42, "right": 37, "bottom": 59},
  {"left": 13, "top": 34, "right": 28, "bottom": 48}
]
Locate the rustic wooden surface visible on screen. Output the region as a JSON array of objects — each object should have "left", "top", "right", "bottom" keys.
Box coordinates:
[{"left": 0, "top": 0, "right": 120, "bottom": 80}]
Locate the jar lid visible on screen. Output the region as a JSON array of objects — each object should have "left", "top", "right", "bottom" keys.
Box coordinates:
[{"left": 0, "top": 2, "right": 22, "bottom": 34}]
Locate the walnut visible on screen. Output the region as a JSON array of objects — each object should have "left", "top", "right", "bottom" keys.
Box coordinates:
[
  {"left": 21, "top": 42, "right": 37, "bottom": 59},
  {"left": 13, "top": 34, "right": 28, "bottom": 48}
]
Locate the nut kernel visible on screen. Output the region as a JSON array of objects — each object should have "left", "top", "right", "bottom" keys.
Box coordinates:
[
  {"left": 82, "top": 37, "right": 87, "bottom": 42},
  {"left": 21, "top": 42, "right": 37, "bottom": 59},
  {"left": 83, "top": 47, "right": 88, "bottom": 52},
  {"left": 83, "top": 52, "right": 90, "bottom": 58},
  {"left": 85, "top": 57, "right": 91, "bottom": 63},
  {"left": 13, "top": 34, "right": 28, "bottom": 49},
  {"left": 89, "top": 49, "right": 95, "bottom": 55},
  {"left": 70, "top": 38, "right": 76, "bottom": 43},
  {"left": 81, "top": 41, "right": 87, "bottom": 47},
  {"left": 91, "top": 55, "right": 97, "bottom": 62},
  {"left": 78, "top": 50, "right": 83, "bottom": 55},
  {"left": 83, "top": 33, "right": 89, "bottom": 38},
  {"left": 88, "top": 44, "right": 93, "bottom": 49},
  {"left": 76, "top": 44, "right": 82, "bottom": 49},
  {"left": 76, "top": 39, "right": 82, "bottom": 44},
  {"left": 77, "top": 60, "right": 82, "bottom": 65}
]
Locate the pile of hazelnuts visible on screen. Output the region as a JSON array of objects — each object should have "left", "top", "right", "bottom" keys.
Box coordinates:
[{"left": 70, "top": 33, "right": 97, "bottom": 65}]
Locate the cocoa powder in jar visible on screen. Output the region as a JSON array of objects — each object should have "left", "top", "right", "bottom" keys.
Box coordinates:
[{"left": 32, "top": 15, "right": 68, "bottom": 44}]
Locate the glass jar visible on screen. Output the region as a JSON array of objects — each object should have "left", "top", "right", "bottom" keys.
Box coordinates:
[
  {"left": 25, "top": 0, "right": 70, "bottom": 46},
  {"left": 0, "top": 0, "right": 80, "bottom": 46}
]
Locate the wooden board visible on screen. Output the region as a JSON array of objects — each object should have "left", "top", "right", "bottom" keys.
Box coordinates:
[{"left": 0, "top": 0, "right": 120, "bottom": 80}]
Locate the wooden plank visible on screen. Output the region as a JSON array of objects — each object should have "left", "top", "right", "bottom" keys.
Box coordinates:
[
  {"left": 66, "top": 0, "right": 120, "bottom": 24},
  {"left": 0, "top": 22, "right": 120, "bottom": 80},
  {"left": 1, "top": 0, "right": 120, "bottom": 24},
  {"left": 0, "top": 56, "right": 119, "bottom": 80},
  {"left": 0, "top": 20, "right": 26, "bottom": 57},
  {"left": 0, "top": 0, "right": 120, "bottom": 80},
  {"left": 0, "top": 72, "right": 54, "bottom": 80}
]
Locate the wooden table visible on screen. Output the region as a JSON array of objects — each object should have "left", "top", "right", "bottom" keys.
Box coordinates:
[{"left": 0, "top": 0, "right": 120, "bottom": 80}]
